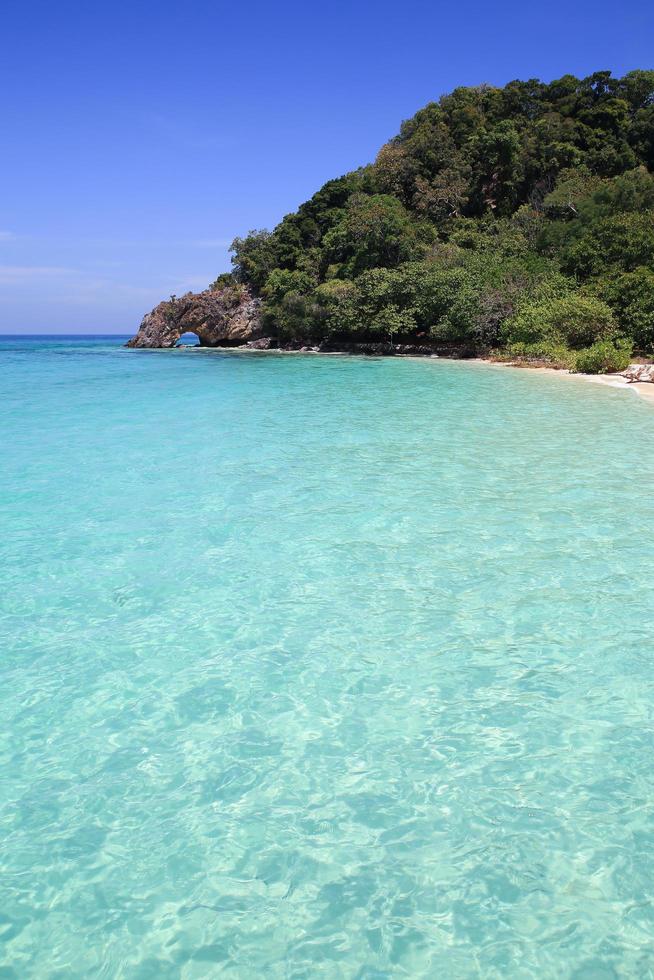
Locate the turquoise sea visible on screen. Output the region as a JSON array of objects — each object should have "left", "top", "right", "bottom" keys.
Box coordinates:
[{"left": 2, "top": 335, "right": 654, "bottom": 979}]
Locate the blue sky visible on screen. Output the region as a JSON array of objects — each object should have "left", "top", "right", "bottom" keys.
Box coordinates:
[{"left": 2, "top": 0, "right": 653, "bottom": 333}]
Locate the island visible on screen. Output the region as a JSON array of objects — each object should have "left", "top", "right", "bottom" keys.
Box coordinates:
[{"left": 128, "top": 70, "right": 654, "bottom": 378}]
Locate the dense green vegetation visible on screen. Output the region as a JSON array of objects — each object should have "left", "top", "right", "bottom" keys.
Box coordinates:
[{"left": 217, "top": 71, "right": 654, "bottom": 372}]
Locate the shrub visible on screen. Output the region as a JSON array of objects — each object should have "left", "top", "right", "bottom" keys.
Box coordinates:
[
  {"left": 573, "top": 338, "right": 633, "bottom": 374},
  {"left": 504, "top": 294, "right": 616, "bottom": 348},
  {"left": 597, "top": 268, "right": 654, "bottom": 352},
  {"left": 211, "top": 272, "right": 236, "bottom": 290},
  {"left": 504, "top": 341, "right": 577, "bottom": 369},
  {"left": 372, "top": 304, "right": 417, "bottom": 341},
  {"left": 263, "top": 268, "right": 316, "bottom": 305},
  {"left": 561, "top": 211, "right": 654, "bottom": 278}
]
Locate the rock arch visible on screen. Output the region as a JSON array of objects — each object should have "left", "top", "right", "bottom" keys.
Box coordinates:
[
  {"left": 175, "top": 331, "right": 200, "bottom": 347},
  {"left": 126, "top": 286, "right": 265, "bottom": 349}
]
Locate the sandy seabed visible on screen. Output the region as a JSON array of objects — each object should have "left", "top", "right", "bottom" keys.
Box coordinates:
[
  {"left": 173, "top": 343, "right": 654, "bottom": 404},
  {"left": 473, "top": 358, "right": 654, "bottom": 405}
]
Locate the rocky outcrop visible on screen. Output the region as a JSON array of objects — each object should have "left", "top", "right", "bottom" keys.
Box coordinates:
[
  {"left": 622, "top": 363, "right": 654, "bottom": 383},
  {"left": 126, "top": 286, "right": 485, "bottom": 357},
  {"left": 126, "top": 285, "right": 264, "bottom": 348}
]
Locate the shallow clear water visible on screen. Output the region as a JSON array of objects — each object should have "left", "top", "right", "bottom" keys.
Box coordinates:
[{"left": 2, "top": 336, "right": 654, "bottom": 978}]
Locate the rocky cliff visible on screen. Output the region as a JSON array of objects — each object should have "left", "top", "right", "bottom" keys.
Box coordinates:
[{"left": 126, "top": 285, "right": 264, "bottom": 348}]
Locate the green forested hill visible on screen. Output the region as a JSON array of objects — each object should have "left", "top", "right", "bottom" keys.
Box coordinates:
[{"left": 218, "top": 71, "right": 654, "bottom": 371}]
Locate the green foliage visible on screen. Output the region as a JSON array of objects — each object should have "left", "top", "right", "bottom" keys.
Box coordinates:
[
  {"left": 504, "top": 341, "right": 577, "bottom": 369},
  {"left": 320, "top": 194, "right": 434, "bottom": 277},
  {"left": 595, "top": 268, "right": 654, "bottom": 351},
  {"left": 211, "top": 271, "right": 236, "bottom": 289},
  {"left": 503, "top": 294, "right": 617, "bottom": 349},
  {"left": 220, "top": 70, "right": 654, "bottom": 359},
  {"left": 317, "top": 267, "right": 417, "bottom": 340},
  {"left": 372, "top": 304, "right": 418, "bottom": 342},
  {"left": 541, "top": 167, "right": 604, "bottom": 219},
  {"left": 574, "top": 338, "right": 633, "bottom": 374},
  {"left": 560, "top": 212, "right": 654, "bottom": 278},
  {"left": 262, "top": 268, "right": 316, "bottom": 305},
  {"left": 230, "top": 230, "right": 280, "bottom": 290}
]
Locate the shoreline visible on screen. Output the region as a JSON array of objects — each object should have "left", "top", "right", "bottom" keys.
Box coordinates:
[
  {"left": 472, "top": 358, "right": 654, "bottom": 405},
  {"left": 468, "top": 357, "right": 654, "bottom": 404},
  {"left": 488, "top": 361, "right": 654, "bottom": 405},
  {"left": 162, "top": 343, "right": 654, "bottom": 405}
]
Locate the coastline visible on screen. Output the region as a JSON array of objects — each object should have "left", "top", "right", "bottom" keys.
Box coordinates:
[
  {"left": 164, "top": 343, "right": 654, "bottom": 405},
  {"left": 584, "top": 376, "right": 654, "bottom": 404},
  {"left": 487, "top": 361, "right": 654, "bottom": 405},
  {"left": 473, "top": 357, "right": 654, "bottom": 404}
]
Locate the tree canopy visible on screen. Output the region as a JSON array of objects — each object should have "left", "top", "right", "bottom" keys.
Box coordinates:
[{"left": 216, "top": 70, "right": 654, "bottom": 372}]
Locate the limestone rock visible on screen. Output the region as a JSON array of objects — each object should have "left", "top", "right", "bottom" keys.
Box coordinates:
[
  {"left": 622, "top": 363, "right": 654, "bottom": 383},
  {"left": 126, "top": 285, "right": 263, "bottom": 348},
  {"left": 245, "top": 337, "right": 274, "bottom": 350}
]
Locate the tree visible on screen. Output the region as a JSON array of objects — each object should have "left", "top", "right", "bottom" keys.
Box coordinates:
[
  {"left": 598, "top": 268, "right": 654, "bottom": 351},
  {"left": 504, "top": 294, "right": 616, "bottom": 348},
  {"left": 321, "top": 194, "right": 433, "bottom": 277},
  {"left": 212, "top": 70, "right": 654, "bottom": 359},
  {"left": 230, "top": 230, "right": 278, "bottom": 291}
]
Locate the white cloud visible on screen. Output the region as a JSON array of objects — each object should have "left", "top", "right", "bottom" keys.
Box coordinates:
[
  {"left": 24, "top": 235, "right": 232, "bottom": 250},
  {"left": 0, "top": 263, "right": 215, "bottom": 306},
  {"left": 0, "top": 265, "right": 74, "bottom": 283},
  {"left": 0, "top": 231, "right": 231, "bottom": 251}
]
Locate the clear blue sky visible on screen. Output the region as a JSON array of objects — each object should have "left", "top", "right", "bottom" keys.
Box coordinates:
[{"left": 2, "top": 0, "right": 653, "bottom": 333}]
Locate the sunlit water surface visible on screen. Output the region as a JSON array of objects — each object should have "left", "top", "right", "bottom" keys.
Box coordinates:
[{"left": 2, "top": 336, "right": 654, "bottom": 978}]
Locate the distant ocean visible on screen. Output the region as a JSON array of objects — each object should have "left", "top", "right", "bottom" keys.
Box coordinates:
[{"left": 2, "top": 335, "right": 654, "bottom": 976}]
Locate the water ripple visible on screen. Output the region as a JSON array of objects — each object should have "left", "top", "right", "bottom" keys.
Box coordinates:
[{"left": 1, "top": 339, "right": 654, "bottom": 977}]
